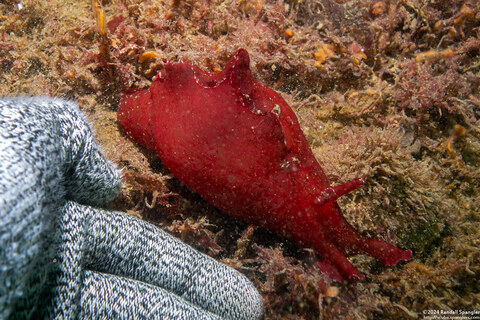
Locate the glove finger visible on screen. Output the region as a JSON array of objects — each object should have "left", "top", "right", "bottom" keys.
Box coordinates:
[
  {"left": 82, "top": 205, "right": 263, "bottom": 320},
  {"left": 0, "top": 97, "right": 121, "bottom": 207},
  {"left": 79, "top": 270, "right": 222, "bottom": 319},
  {"left": 51, "top": 98, "right": 121, "bottom": 206},
  {"left": 0, "top": 97, "right": 119, "bottom": 318},
  {"left": 1, "top": 97, "right": 70, "bottom": 318}
]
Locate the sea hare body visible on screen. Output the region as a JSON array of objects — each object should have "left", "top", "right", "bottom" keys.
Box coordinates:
[{"left": 118, "top": 49, "right": 411, "bottom": 281}]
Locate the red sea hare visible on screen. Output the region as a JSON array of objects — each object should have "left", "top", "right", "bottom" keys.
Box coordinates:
[{"left": 118, "top": 49, "right": 412, "bottom": 281}]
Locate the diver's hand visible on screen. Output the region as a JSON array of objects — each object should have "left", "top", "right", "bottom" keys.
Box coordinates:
[{"left": 0, "top": 97, "right": 263, "bottom": 319}]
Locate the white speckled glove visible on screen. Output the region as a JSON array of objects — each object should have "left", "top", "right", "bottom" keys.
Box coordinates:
[{"left": 0, "top": 97, "right": 263, "bottom": 320}]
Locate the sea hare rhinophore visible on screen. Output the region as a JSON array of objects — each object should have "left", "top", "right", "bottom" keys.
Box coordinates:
[{"left": 118, "top": 48, "right": 412, "bottom": 281}]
